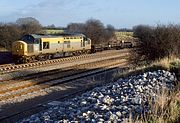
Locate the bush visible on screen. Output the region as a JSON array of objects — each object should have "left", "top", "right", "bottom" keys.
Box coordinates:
[{"left": 133, "top": 24, "right": 180, "bottom": 62}]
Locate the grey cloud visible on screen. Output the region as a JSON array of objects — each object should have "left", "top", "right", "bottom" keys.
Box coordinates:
[{"left": 1, "top": 0, "right": 117, "bottom": 26}]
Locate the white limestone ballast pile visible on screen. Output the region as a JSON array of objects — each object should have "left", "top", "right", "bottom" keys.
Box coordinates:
[{"left": 18, "top": 70, "right": 177, "bottom": 123}]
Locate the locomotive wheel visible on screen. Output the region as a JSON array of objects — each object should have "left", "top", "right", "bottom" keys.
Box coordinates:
[
  {"left": 73, "top": 52, "right": 79, "bottom": 56},
  {"left": 22, "top": 58, "right": 28, "bottom": 63},
  {"left": 49, "top": 55, "right": 52, "bottom": 59},
  {"left": 28, "top": 56, "right": 35, "bottom": 63},
  {"left": 77, "top": 51, "right": 81, "bottom": 55},
  {"left": 31, "top": 56, "right": 36, "bottom": 62},
  {"left": 46, "top": 54, "right": 52, "bottom": 60},
  {"left": 72, "top": 52, "right": 77, "bottom": 56}
]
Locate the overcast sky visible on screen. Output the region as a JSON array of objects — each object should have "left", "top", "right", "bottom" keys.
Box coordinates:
[{"left": 0, "top": 0, "right": 180, "bottom": 28}]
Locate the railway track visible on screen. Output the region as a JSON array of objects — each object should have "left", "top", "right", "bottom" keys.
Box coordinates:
[
  {"left": 0, "top": 49, "right": 131, "bottom": 122},
  {"left": 0, "top": 57, "right": 128, "bottom": 122},
  {"left": 0, "top": 64, "right": 13, "bottom": 69},
  {"left": 0, "top": 56, "right": 127, "bottom": 102},
  {"left": 0, "top": 49, "right": 129, "bottom": 74}
]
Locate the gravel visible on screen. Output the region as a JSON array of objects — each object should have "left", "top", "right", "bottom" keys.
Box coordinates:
[{"left": 17, "top": 70, "right": 177, "bottom": 123}]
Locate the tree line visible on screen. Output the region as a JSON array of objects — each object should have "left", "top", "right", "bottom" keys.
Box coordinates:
[
  {"left": 133, "top": 24, "right": 180, "bottom": 61},
  {"left": 0, "top": 17, "right": 116, "bottom": 51},
  {"left": 0, "top": 17, "right": 42, "bottom": 50},
  {"left": 66, "top": 19, "right": 116, "bottom": 45}
]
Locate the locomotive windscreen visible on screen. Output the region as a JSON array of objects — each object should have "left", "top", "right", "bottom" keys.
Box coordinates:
[{"left": 21, "top": 35, "right": 39, "bottom": 44}]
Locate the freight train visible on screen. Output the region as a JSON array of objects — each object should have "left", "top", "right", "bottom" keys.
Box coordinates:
[
  {"left": 92, "top": 40, "right": 137, "bottom": 52},
  {"left": 12, "top": 33, "right": 91, "bottom": 63},
  {"left": 12, "top": 33, "right": 136, "bottom": 63}
]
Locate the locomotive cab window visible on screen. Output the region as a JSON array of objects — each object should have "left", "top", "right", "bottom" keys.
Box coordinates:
[
  {"left": 43, "top": 42, "right": 49, "bottom": 49},
  {"left": 21, "top": 35, "right": 35, "bottom": 44}
]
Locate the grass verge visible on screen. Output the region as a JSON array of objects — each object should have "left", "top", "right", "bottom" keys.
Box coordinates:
[{"left": 114, "top": 56, "right": 180, "bottom": 123}]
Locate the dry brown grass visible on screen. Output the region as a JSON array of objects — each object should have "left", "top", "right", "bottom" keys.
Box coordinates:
[
  {"left": 114, "top": 56, "right": 180, "bottom": 80},
  {"left": 140, "top": 86, "right": 180, "bottom": 123},
  {"left": 153, "top": 56, "right": 180, "bottom": 70},
  {"left": 114, "top": 56, "right": 180, "bottom": 123}
]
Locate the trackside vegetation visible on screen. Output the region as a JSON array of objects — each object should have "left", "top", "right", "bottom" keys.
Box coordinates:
[
  {"left": 114, "top": 56, "right": 180, "bottom": 123},
  {"left": 0, "top": 18, "right": 116, "bottom": 51},
  {"left": 133, "top": 24, "right": 180, "bottom": 62},
  {"left": 125, "top": 24, "right": 180, "bottom": 123}
]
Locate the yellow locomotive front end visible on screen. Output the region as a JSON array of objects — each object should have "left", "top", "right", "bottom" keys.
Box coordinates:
[{"left": 12, "top": 41, "right": 28, "bottom": 62}]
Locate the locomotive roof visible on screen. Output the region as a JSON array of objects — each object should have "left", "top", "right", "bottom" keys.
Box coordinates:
[
  {"left": 30, "top": 33, "right": 85, "bottom": 39},
  {"left": 20, "top": 33, "right": 87, "bottom": 44}
]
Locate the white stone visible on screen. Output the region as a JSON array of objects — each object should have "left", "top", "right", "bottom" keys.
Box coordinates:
[
  {"left": 48, "top": 101, "right": 62, "bottom": 106},
  {"left": 116, "top": 111, "right": 122, "bottom": 117}
]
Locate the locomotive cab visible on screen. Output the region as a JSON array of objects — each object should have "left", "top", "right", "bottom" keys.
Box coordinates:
[
  {"left": 20, "top": 35, "right": 40, "bottom": 55},
  {"left": 12, "top": 35, "right": 40, "bottom": 63},
  {"left": 12, "top": 41, "right": 27, "bottom": 56},
  {"left": 12, "top": 40, "right": 28, "bottom": 63}
]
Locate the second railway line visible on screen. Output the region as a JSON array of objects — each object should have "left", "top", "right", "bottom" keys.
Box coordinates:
[
  {"left": 0, "top": 49, "right": 131, "bottom": 122},
  {"left": 0, "top": 57, "right": 127, "bottom": 103}
]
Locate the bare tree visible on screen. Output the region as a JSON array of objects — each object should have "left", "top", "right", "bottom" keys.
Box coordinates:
[
  {"left": 133, "top": 24, "right": 180, "bottom": 61},
  {"left": 66, "top": 19, "right": 115, "bottom": 45},
  {"left": 83, "top": 19, "right": 105, "bottom": 44},
  {"left": 105, "top": 24, "right": 116, "bottom": 42},
  {"left": 16, "top": 17, "right": 42, "bottom": 34},
  {"left": 0, "top": 23, "right": 21, "bottom": 50},
  {"left": 46, "top": 24, "right": 56, "bottom": 29},
  {"left": 0, "top": 17, "right": 42, "bottom": 51},
  {"left": 67, "top": 23, "right": 85, "bottom": 33}
]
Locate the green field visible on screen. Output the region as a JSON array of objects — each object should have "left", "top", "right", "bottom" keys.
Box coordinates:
[
  {"left": 43, "top": 29, "right": 135, "bottom": 41},
  {"left": 115, "top": 31, "right": 134, "bottom": 41}
]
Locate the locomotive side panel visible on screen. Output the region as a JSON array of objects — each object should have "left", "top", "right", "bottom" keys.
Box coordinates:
[
  {"left": 27, "top": 44, "right": 39, "bottom": 56},
  {"left": 63, "top": 36, "right": 91, "bottom": 52},
  {"left": 40, "top": 37, "right": 64, "bottom": 54},
  {"left": 63, "top": 36, "right": 82, "bottom": 52}
]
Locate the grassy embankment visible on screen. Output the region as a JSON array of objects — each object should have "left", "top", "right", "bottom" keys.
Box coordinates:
[{"left": 115, "top": 57, "right": 180, "bottom": 123}]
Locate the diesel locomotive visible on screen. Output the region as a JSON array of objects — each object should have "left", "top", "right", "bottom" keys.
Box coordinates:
[{"left": 12, "top": 33, "right": 91, "bottom": 63}]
